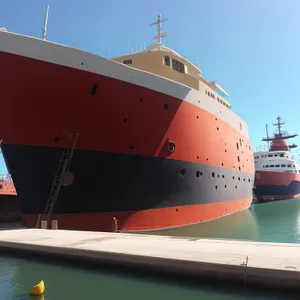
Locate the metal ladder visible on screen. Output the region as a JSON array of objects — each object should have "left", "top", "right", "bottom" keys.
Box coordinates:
[{"left": 36, "top": 133, "right": 79, "bottom": 228}]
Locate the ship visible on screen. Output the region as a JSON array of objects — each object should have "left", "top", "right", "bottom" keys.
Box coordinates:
[
  {"left": 253, "top": 116, "right": 300, "bottom": 202},
  {"left": 0, "top": 9, "right": 254, "bottom": 232},
  {"left": 0, "top": 173, "right": 22, "bottom": 222}
]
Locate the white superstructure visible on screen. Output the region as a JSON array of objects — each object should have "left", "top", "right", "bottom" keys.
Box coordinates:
[{"left": 254, "top": 150, "right": 299, "bottom": 173}]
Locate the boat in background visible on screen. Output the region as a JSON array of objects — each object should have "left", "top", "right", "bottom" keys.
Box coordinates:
[
  {"left": 0, "top": 9, "right": 254, "bottom": 232},
  {"left": 253, "top": 116, "right": 300, "bottom": 202},
  {"left": 0, "top": 173, "right": 22, "bottom": 222}
]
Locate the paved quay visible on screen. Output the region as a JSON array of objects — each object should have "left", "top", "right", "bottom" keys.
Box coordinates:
[{"left": 0, "top": 228, "right": 299, "bottom": 290}]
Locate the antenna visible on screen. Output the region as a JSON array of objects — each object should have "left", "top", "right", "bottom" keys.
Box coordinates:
[
  {"left": 273, "top": 116, "right": 285, "bottom": 135},
  {"left": 265, "top": 123, "right": 270, "bottom": 149},
  {"left": 42, "top": 4, "right": 50, "bottom": 40},
  {"left": 149, "top": 14, "right": 169, "bottom": 44}
]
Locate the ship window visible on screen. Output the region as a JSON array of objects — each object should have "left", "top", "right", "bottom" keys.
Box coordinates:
[
  {"left": 172, "top": 59, "right": 185, "bottom": 73},
  {"left": 164, "top": 56, "right": 170, "bottom": 66},
  {"left": 266, "top": 165, "right": 269, "bottom": 168},
  {"left": 123, "top": 59, "right": 132, "bottom": 65},
  {"left": 281, "top": 164, "right": 286, "bottom": 167},
  {"left": 268, "top": 155, "right": 273, "bottom": 157},
  {"left": 274, "top": 154, "right": 278, "bottom": 157},
  {"left": 217, "top": 97, "right": 220, "bottom": 102},
  {"left": 275, "top": 165, "right": 280, "bottom": 167},
  {"left": 280, "top": 154, "right": 284, "bottom": 157},
  {"left": 287, "top": 164, "right": 292, "bottom": 167},
  {"left": 205, "top": 90, "right": 207, "bottom": 95},
  {"left": 270, "top": 165, "right": 274, "bottom": 167},
  {"left": 208, "top": 91, "right": 211, "bottom": 97},
  {"left": 293, "top": 165, "right": 295, "bottom": 167}
]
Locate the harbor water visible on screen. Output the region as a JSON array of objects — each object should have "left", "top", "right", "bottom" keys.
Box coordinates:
[{"left": 1, "top": 198, "right": 300, "bottom": 300}]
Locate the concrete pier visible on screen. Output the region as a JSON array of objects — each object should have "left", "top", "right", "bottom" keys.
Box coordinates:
[{"left": 0, "top": 229, "right": 299, "bottom": 291}]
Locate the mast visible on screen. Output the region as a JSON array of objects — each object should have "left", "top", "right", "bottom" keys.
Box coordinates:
[
  {"left": 262, "top": 116, "right": 298, "bottom": 152},
  {"left": 42, "top": 4, "right": 50, "bottom": 41},
  {"left": 265, "top": 123, "right": 269, "bottom": 149},
  {"left": 149, "top": 14, "right": 169, "bottom": 44},
  {"left": 273, "top": 116, "right": 284, "bottom": 135}
]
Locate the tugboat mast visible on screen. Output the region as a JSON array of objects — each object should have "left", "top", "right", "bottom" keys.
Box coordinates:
[{"left": 262, "top": 116, "right": 298, "bottom": 151}]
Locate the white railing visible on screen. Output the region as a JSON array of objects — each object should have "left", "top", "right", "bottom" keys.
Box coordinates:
[{"left": 0, "top": 173, "right": 13, "bottom": 182}]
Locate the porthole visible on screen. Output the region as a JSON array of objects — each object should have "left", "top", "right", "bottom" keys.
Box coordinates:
[
  {"left": 90, "top": 84, "right": 98, "bottom": 96},
  {"left": 168, "top": 141, "right": 176, "bottom": 153},
  {"left": 180, "top": 169, "right": 186, "bottom": 177}
]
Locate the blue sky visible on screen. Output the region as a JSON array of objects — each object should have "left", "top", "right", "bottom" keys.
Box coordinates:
[{"left": 0, "top": 0, "right": 299, "bottom": 173}]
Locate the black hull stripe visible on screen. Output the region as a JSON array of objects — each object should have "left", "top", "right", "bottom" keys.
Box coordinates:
[
  {"left": 2, "top": 145, "right": 254, "bottom": 214},
  {"left": 254, "top": 181, "right": 300, "bottom": 197}
]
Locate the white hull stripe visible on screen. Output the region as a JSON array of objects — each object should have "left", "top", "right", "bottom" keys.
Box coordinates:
[{"left": 0, "top": 31, "right": 249, "bottom": 138}]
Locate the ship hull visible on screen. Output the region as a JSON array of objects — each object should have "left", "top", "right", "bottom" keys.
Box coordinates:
[
  {"left": 3, "top": 144, "right": 253, "bottom": 231},
  {"left": 254, "top": 171, "right": 300, "bottom": 202},
  {"left": 0, "top": 31, "right": 255, "bottom": 231}
]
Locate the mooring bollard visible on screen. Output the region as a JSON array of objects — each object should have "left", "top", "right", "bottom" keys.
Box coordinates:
[
  {"left": 41, "top": 221, "right": 47, "bottom": 229},
  {"left": 113, "top": 217, "right": 118, "bottom": 232},
  {"left": 51, "top": 220, "right": 58, "bottom": 230}
]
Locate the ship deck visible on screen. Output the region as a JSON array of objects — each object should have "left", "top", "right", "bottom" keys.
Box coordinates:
[{"left": 0, "top": 228, "right": 299, "bottom": 291}]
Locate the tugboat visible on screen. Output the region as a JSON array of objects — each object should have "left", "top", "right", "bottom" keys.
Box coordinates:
[
  {"left": 253, "top": 116, "right": 300, "bottom": 202},
  {"left": 0, "top": 8, "right": 254, "bottom": 231}
]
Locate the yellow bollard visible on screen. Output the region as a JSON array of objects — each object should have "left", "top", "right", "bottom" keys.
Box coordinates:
[
  {"left": 29, "top": 280, "right": 45, "bottom": 295},
  {"left": 113, "top": 217, "right": 118, "bottom": 232}
]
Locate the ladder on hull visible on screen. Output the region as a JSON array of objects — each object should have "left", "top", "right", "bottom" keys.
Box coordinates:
[{"left": 36, "top": 133, "right": 79, "bottom": 228}]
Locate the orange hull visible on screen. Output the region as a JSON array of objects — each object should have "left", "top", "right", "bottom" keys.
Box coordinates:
[{"left": 25, "top": 197, "right": 252, "bottom": 232}]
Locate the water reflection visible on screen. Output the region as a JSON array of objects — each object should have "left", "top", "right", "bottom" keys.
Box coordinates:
[
  {"left": 0, "top": 254, "right": 299, "bottom": 300},
  {"left": 250, "top": 198, "right": 300, "bottom": 243},
  {"left": 148, "top": 207, "right": 261, "bottom": 241},
  {"left": 148, "top": 198, "right": 300, "bottom": 243}
]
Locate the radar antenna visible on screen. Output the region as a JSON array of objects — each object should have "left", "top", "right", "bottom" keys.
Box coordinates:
[
  {"left": 149, "top": 14, "right": 169, "bottom": 44},
  {"left": 273, "top": 116, "right": 285, "bottom": 135}
]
